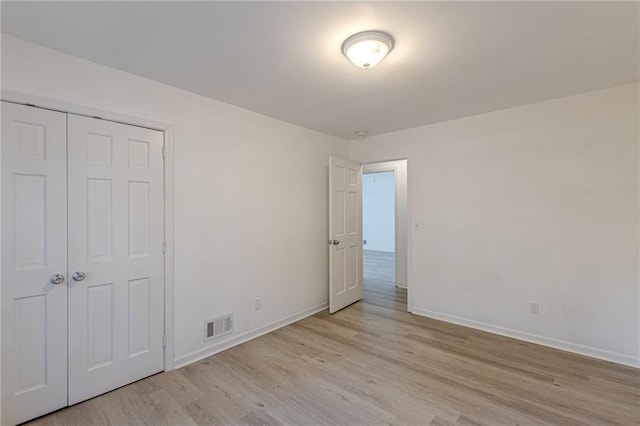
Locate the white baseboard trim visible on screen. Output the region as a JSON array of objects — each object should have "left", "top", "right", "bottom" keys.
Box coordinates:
[
  {"left": 173, "top": 303, "right": 328, "bottom": 369},
  {"left": 411, "top": 307, "right": 639, "bottom": 368}
]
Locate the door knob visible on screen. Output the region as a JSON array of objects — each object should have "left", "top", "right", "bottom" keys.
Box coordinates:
[
  {"left": 50, "top": 274, "right": 65, "bottom": 285},
  {"left": 332, "top": 240, "right": 340, "bottom": 245},
  {"left": 72, "top": 271, "right": 86, "bottom": 282}
]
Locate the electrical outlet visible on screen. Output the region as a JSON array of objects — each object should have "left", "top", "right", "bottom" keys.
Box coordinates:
[
  {"left": 529, "top": 301, "right": 540, "bottom": 315},
  {"left": 254, "top": 299, "right": 262, "bottom": 311}
]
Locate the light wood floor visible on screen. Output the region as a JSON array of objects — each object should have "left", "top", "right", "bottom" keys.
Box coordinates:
[
  {"left": 28, "top": 259, "right": 639, "bottom": 425},
  {"left": 364, "top": 249, "right": 396, "bottom": 288}
]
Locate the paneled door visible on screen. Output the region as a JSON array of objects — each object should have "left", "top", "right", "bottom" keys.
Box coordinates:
[
  {"left": 2, "top": 105, "right": 166, "bottom": 424},
  {"left": 1, "top": 102, "right": 69, "bottom": 425},
  {"left": 67, "top": 115, "right": 165, "bottom": 404},
  {"left": 329, "top": 157, "right": 363, "bottom": 313}
]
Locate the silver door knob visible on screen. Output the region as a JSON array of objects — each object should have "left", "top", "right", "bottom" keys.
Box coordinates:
[
  {"left": 332, "top": 240, "right": 340, "bottom": 245},
  {"left": 50, "top": 274, "right": 65, "bottom": 285},
  {"left": 72, "top": 271, "right": 86, "bottom": 282}
]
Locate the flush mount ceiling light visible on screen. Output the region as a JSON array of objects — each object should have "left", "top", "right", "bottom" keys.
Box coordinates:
[{"left": 342, "top": 30, "right": 394, "bottom": 69}]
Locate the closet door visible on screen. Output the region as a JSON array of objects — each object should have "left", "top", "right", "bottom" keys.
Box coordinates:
[
  {"left": 67, "top": 115, "right": 165, "bottom": 405},
  {"left": 1, "top": 102, "right": 68, "bottom": 425}
]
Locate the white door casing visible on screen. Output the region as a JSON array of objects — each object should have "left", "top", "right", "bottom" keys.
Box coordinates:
[
  {"left": 1, "top": 102, "right": 68, "bottom": 425},
  {"left": 67, "top": 115, "right": 165, "bottom": 404},
  {"left": 329, "top": 157, "right": 363, "bottom": 313}
]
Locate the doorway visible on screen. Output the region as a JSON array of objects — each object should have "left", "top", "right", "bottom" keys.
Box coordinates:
[{"left": 362, "top": 160, "right": 408, "bottom": 310}]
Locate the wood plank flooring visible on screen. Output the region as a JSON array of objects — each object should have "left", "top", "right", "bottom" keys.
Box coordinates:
[
  {"left": 364, "top": 249, "right": 396, "bottom": 288},
  {"left": 27, "top": 256, "right": 639, "bottom": 425}
]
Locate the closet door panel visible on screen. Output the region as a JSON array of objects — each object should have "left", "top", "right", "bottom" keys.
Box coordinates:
[
  {"left": 67, "top": 115, "right": 164, "bottom": 405},
  {"left": 1, "top": 102, "right": 68, "bottom": 425}
]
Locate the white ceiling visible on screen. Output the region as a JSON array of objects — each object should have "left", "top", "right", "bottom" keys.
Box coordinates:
[{"left": 2, "top": 1, "right": 638, "bottom": 140}]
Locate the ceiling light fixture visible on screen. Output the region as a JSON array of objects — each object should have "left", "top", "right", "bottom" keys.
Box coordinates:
[{"left": 342, "top": 30, "right": 394, "bottom": 69}]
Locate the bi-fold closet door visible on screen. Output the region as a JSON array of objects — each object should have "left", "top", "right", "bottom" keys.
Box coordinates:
[{"left": 1, "top": 102, "right": 165, "bottom": 425}]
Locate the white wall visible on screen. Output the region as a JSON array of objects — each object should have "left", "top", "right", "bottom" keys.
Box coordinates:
[
  {"left": 351, "top": 83, "right": 640, "bottom": 366},
  {"left": 363, "top": 171, "right": 395, "bottom": 253},
  {"left": 1, "top": 35, "right": 349, "bottom": 366}
]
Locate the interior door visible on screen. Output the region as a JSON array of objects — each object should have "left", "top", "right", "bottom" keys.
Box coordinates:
[
  {"left": 329, "top": 157, "right": 363, "bottom": 313},
  {"left": 1, "top": 102, "right": 68, "bottom": 425},
  {"left": 67, "top": 115, "right": 165, "bottom": 404}
]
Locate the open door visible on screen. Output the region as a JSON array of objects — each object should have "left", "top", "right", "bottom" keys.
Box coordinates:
[{"left": 329, "top": 157, "right": 363, "bottom": 313}]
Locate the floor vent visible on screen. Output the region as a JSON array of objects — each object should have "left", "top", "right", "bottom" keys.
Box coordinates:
[{"left": 203, "top": 314, "right": 233, "bottom": 342}]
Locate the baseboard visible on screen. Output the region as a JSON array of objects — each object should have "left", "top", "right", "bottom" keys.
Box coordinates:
[
  {"left": 411, "top": 307, "right": 639, "bottom": 368},
  {"left": 173, "top": 303, "right": 328, "bottom": 369}
]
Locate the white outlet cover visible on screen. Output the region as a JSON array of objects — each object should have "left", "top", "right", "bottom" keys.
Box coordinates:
[{"left": 529, "top": 301, "right": 540, "bottom": 315}]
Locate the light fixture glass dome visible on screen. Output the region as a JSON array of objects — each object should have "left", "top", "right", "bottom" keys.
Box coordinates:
[{"left": 342, "top": 31, "right": 394, "bottom": 69}]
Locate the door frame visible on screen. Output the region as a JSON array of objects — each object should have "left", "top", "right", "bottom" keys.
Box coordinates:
[
  {"left": 361, "top": 158, "right": 412, "bottom": 313},
  {"left": 1, "top": 90, "right": 176, "bottom": 371}
]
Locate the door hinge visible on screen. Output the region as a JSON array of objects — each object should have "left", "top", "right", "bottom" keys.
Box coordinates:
[
  {"left": 163, "top": 334, "right": 167, "bottom": 348},
  {"left": 162, "top": 241, "right": 168, "bottom": 254},
  {"left": 162, "top": 145, "right": 167, "bottom": 159}
]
